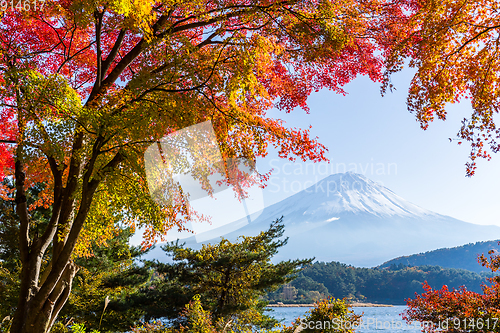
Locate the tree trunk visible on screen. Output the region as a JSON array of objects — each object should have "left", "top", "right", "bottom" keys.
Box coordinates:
[
  {"left": 7, "top": 8, "right": 141, "bottom": 331},
  {"left": 10, "top": 132, "right": 109, "bottom": 333},
  {"left": 11, "top": 260, "right": 78, "bottom": 333}
]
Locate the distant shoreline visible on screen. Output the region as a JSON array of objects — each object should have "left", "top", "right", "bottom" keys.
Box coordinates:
[
  {"left": 267, "top": 302, "right": 394, "bottom": 308},
  {"left": 350, "top": 302, "right": 394, "bottom": 307}
]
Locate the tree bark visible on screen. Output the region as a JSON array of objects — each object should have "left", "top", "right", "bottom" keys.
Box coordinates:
[
  {"left": 7, "top": 3, "right": 248, "bottom": 331},
  {"left": 11, "top": 261, "right": 78, "bottom": 333},
  {"left": 9, "top": 145, "right": 124, "bottom": 333}
]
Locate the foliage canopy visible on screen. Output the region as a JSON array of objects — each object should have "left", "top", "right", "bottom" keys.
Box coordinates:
[
  {"left": 384, "top": 0, "right": 500, "bottom": 175},
  {"left": 0, "top": 0, "right": 400, "bottom": 331},
  {"left": 1, "top": 0, "right": 499, "bottom": 332},
  {"left": 404, "top": 250, "right": 500, "bottom": 333}
]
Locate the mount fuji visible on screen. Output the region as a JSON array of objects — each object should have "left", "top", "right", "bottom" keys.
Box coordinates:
[{"left": 147, "top": 172, "right": 500, "bottom": 267}]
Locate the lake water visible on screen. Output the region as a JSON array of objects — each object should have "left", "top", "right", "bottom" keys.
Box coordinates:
[{"left": 266, "top": 306, "right": 424, "bottom": 332}]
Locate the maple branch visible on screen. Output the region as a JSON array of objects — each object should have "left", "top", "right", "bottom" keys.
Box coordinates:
[
  {"left": 56, "top": 40, "right": 96, "bottom": 74},
  {"left": 25, "top": 16, "right": 95, "bottom": 76},
  {"left": 475, "top": 35, "right": 500, "bottom": 110},
  {"left": 197, "top": 88, "right": 243, "bottom": 125},
  {"left": 90, "top": 13, "right": 170, "bottom": 102},
  {"left": 20, "top": 108, "right": 64, "bottom": 256},
  {"left": 111, "top": 48, "right": 232, "bottom": 124},
  {"left": 423, "top": 0, "right": 469, "bottom": 42},
  {"left": 38, "top": 163, "right": 62, "bottom": 255},
  {"left": 50, "top": 132, "right": 103, "bottom": 267},
  {"left": 0, "top": 139, "right": 16, "bottom": 144},
  {"left": 14, "top": 159, "right": 30, "bottom": 263},
  {"left": 449, "top": 24, "right": 500, "bottom": 58},
  {"left": 150, "top": 42, "right": 191, "bottom": 75},
  {"left": 254, "top": 5, "right": 293, "bottom": 40},
  {"left": 168, "top": 1, "right": 295, "bottom": 28},
  {"left": 427, "top": 23, "right": 500, "bottom": 94},
  {"left": 34, "top": 16, "right": 67, "bottom": 55},
  {"left": 66, "top": 116, "right": 98, "bottom": 135},
  {"left": 47, "top": 262, "right": 78, "bottom": 329},
  {"left": 101, "top": 29, "right": 127, "bottom": 81},
  {"left": 195, "top": 29, "right": 223, "bottom": 49},
  {"left": 167, "top": 8, "right": 266, "bottom": 35},
  {"left": 82, "top": 135, "right": 106, "bottom": 189},
  {"left": 33, "top": 149, "right": 124, "bottom": 317},
  {"left": 74, "top": 76, "right": 94, "bottom": 91},
  {"left": 166, "top": 4, "right": 253, "bottom": 29},
  {"left": 65, "top": 22, "right": 78, "bottom": 60},
  {"left": 55, "top": 131, "right": 84, "bottom": 260},
  {"left": 94, "top": 10, "right": 104, "bottom": 93},
  {"left": 147, "top": 43, "right": 227, "bottom": 94},
  {"left": 224, "top": 21, "right": 273, "bottom": 33},
  {"left": 36, "top": 135, "right": 65, "bottom": 255},
  {"left": 9, "top": 72, "right": 31, "bottom": 265},
  {"left": 98, "top": 140, "right": 155, "bottom": 153},
  {"left": 94, "top": 2, "right": 295, "bottom": 102},
  {"left": 281, "top": 5, "right": 321, "bottom": 33},
  {"left": 87, "top": 150, "right": 125, "bottom": 195}
]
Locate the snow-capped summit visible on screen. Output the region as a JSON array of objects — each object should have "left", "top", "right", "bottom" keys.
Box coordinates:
[
  {"left": 214, "top": 172, "right": 438, "bottom": 239},
  {"left": 294, "top": 172, "right": 434, "bottom": 218}
]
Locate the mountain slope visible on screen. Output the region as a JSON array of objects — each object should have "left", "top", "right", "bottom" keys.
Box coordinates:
[
  {"left": 378, "top": 240, "right": 500, "bottom": 273},
  {"left": 147, "top": 172, "right": 500, "bottom": 267}
]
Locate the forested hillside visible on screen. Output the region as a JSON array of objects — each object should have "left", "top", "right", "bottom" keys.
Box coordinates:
[
  {"left": 266, "top": 262, "right": 495, "bottom": 305},
  {"left": 378, "top": 240, "right": 500, "bottom": 273}
]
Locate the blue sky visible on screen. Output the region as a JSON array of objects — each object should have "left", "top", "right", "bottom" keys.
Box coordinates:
[
  {"left": 255, "top": 68, "right": 500, "bottom": 227},
  {"left": 136, "top": 67, "right": 500, "bottom": 246}
]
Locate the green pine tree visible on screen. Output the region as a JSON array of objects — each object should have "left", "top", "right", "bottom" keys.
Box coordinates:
[
  {"left": 54, "top": 228, "right": 152, "bottom": 333},
  {"left": 130, "top": 217, "right": 313, "bottom": 331}
]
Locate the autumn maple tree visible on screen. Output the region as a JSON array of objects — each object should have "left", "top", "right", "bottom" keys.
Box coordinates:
[
  {"left": 384, "top": 1, "right": 500, "bottom": 329},
  {"left": 404, "top": 251, "right": 500, "bottom": 333},
  {"left": 383, "top": 0, "right": 500, "bottom": 176},
  {"left": 0, "top": 0, "right": 406, "bottom": 332}
]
